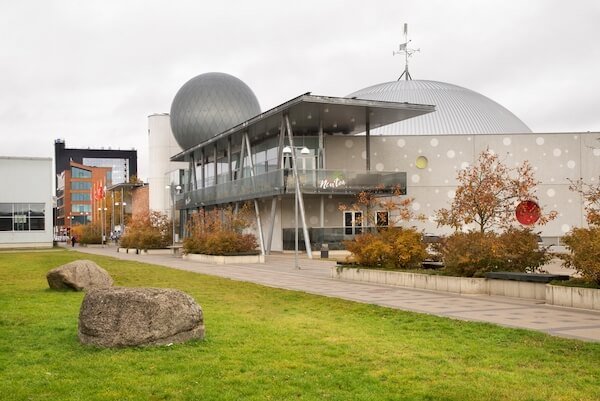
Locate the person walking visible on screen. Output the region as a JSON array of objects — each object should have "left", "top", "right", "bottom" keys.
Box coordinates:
[{"left": 71, "top": 235, "right": 77, "bottom": 247}]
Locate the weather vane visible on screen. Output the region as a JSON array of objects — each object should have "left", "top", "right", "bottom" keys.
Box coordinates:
[{"left": 393, "top": 23, "right": 420, "bottom": 81}]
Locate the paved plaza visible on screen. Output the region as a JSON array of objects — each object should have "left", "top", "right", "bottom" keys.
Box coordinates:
[{"left": 71, "top": 245, "right": 600, "bottom": 342}]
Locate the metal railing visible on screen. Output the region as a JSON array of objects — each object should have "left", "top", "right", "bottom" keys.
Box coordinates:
[{"left": 176, "top": 169, "right": 406, "bottom": 208}]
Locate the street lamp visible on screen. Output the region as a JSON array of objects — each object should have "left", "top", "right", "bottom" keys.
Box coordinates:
[
  {"left": 166, "top": 184, "right": 182, "bottom": 246},
  {"left": 282, "top": 146, "right": 308, "bottom": 269}
]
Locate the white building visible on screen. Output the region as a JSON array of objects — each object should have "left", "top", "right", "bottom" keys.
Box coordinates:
[{"left": 0, "top": 157, "right": 53, "bottom": 248}]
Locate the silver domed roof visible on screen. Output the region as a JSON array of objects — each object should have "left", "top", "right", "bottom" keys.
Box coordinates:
[
  {"left": 170, "top": 72, "right": 261, "bottom": 150},
  {"left": 347, "top": 80, "right": 531, "bottom": 135}
]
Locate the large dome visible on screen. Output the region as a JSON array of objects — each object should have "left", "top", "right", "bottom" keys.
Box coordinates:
[
  {"left": 170, "top": 72, "right": 261, "bottom": 150},
  {"left": 347, "top": 80, "right": 531, "bottom": 135}
]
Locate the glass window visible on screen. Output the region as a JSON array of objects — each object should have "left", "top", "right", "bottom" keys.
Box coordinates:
[
  {"left": 30, "top": 218, "right": 45, "bottom": 231},
  {"left": 0, "top": 219, "right": 11, "bottom": 231},
  {"left": 72, "top": 181, "right": 92, "bottom": 190},
  {"left": 0, "top": 203, "right": 11, "bottom": 217},
  {"left": 376, "top": 211, "right": 389, "bottom": 227},
  {"left": 72, "top": 193, "right": 91, "bottom": 201},
  {"left": 72, "top": 204, "right": 92, "bottom": 213},
  {"left": 71, "top": 167, "right": 92, "bottom": 178}
]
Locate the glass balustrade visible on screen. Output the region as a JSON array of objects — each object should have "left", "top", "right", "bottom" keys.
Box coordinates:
[{"left": 175, "top": 169, "right": 406, "bottom": 208}]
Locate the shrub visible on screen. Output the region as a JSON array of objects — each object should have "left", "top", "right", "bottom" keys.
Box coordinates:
[
  {"left": 119, "top": 211, "right": 172, "bottom": 250},
  {"left": 344, "top": 227, "right": 427, "bottom": 269},
  {"left": 561, "top": 227, "right": 600, "bottom": 285},
  {"left": 183, "top": 204, "right": 258, "bottom": 255},
  {"left": 71, "top": 223, "right": 102, "bottom": 245},
  {"left": 440, "top": 229, "right": 549, "bottom": 277}
]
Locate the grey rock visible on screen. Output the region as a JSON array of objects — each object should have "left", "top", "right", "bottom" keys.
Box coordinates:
[
  {"left": 46, "top": 260, "right": 113, "bottom": 291},
  {"left": 78, "top": 287, "right": 205, "bottom": 347}
]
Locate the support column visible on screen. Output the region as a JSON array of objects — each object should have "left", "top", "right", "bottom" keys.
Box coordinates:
[
  {"left": 284, "top": 114, "right": 313, "bottom": 258},
  {"left": 365, "top": 107, "right": 371, "bottom": 171},
  {"left": 242, "top": 132, "right": 265, "bottom": 256},
  {"left": 266, "top": 197, "right": 278, "bottom": 254}
]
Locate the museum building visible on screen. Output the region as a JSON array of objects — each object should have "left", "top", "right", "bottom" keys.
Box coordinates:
[{"left": 150, "top": 72, "right": 600, "bottom": 256}]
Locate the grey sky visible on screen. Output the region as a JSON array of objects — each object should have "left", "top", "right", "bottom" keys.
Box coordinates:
[{"left": 1, "top": 0, "right": 599, "bottom": 180}]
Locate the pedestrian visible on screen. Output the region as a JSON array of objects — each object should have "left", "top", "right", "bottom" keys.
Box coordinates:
[{"left": 71, "top": 235, "right": 77, "bottom": 247}]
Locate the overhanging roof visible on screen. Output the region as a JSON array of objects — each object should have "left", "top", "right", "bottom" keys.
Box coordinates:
[{"left": 171, "top": 93, "right": 435, "bottom": 162}]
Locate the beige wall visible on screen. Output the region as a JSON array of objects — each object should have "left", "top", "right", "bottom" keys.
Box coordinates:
[{"left": 324, "top": 132, "right": 600, "bottom": 238}]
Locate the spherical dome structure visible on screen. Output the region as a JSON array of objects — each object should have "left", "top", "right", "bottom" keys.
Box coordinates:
[
  {"left": 170, "top": 72, "right": 261, "bottom": 150},
  {"left": 347, "top": 80, "right": 531, "bottom": 135}
]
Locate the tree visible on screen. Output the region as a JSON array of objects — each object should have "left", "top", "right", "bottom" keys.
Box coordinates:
[
  {"left": 119, "top": 211, "right": 172, "bottom": 250},
  {"left": 435, "top": 149, "right": 556, "bottom": 233},
  {"left": 338, "top": 185, "right": 425, "bottom": 227},
  {"left": 568, "top": 177, "right": 600, "bottom": 226}
]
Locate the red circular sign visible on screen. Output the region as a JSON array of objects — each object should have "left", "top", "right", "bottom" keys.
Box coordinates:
[{"left": 516, "top": 200, "right": 541, "bottom": 225}]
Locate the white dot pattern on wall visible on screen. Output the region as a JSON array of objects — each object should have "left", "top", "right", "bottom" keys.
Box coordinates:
[
  {"left": 361, "top": 151, "right": 366, "bottom": 160},
  {"left": 561, "top": 224, "right": 570, "bottom": 233},
  {"left": 593, "top": 148, "right": 600, "bottom": 157},
  {"left": 448, "top": 190, "right": 456, "bottom": 199},
  {"left": 309, "top": 216, "right": 319, "bottom": 225},
  {"left": 412, "top": 202, "right": 421, "bottom": 211},
  {"left": 397, "top": 139, "right": 406, "bottom": 148},
  {"left": 411, "top": 174, "right": 420, "bottom": 183},
  {"left": 567, "top": 160, "right": 576, "bottom": 169},
  {"left": 447, "top": 150, "right": 455, "bottom": 159},
  {"left": 547, "top": 188, "right": 556, "bottom": 197},
  {"left": 536, "top": 137, "right": 545, "bottom": 145},
  {"left": 503, "top": 137, "right": 512, "bottom": 146},
  {"left": 461, "top": 162, "right": 469, "bottom": 169},
  {"left": 430, "top": 138, "right": 439, "bottom": 147},
  {"left": 345, "top": 139, "right": 354, "bottom": 148},
  {"left": 553, "top": 148, "right": 562, "bottom": 157},
  {"left": 375, "top": 163, "right": 384, "bottom": 171}
]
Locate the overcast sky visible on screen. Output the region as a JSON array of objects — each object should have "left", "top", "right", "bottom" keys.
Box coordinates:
[{"left": 2, "top": 0, "right": 599, "bottom": 180}]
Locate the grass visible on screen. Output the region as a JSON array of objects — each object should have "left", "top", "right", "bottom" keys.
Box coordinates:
[{"left": 1, "top": 251, "right": 599, "bottom": 401}]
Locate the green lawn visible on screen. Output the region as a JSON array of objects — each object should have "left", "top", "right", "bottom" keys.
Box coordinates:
[{"left": 1, "top": 250, "right": 599, "bottom": 401}]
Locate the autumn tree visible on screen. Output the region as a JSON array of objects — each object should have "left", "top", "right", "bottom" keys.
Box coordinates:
[
  {"left": 338, "top": 185, "right": 425, "bottom": 227},
  {"left": 568, "top": 177, "right": 600, "bottom": 226},
  {"left": 435, "top": 149, "right": 556, "bottom": 233},
  {"left": 560, "top": 177, "right": 600, "bottom": 284},
  {"left": 119, "top": 210, "right": 172, "bottom": 250}
]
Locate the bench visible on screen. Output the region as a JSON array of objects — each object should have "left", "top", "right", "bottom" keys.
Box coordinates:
[
  {"left": 484, "top": 271, "right": 569, "bottom": 283},
  {"left": 167, "top": 245, "right": 183, "bottom": 255}
]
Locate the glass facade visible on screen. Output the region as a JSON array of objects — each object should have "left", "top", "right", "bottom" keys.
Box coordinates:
[
  {"left": 72, "top": 204, "right": 92, "bottom": 213},
  {"left": 0, "top": 203, "right": 45, "bottom": 231},
  {"left": 83, "top": 157, "right": 128, "bottom": 184},
  {"left": 71, "top": 181, "right": 92, "bottom": 190},
  {"left": 71, "top": 167, "right": 92, "bottom": 178},
  {"left": 71, "top": 193, "right": 91, "bottom": 201}
]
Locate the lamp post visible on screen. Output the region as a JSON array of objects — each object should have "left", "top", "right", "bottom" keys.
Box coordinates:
[
  {"left": 282, "top": 145, "right": 309, "bottom": 269},
  {"left": 166, "top": 184, "right": 182, "bottom": 246}
]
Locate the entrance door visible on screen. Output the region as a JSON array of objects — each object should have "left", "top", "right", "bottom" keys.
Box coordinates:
[{"left": 344, "top": 211, "right": 363, "bottom": 235}]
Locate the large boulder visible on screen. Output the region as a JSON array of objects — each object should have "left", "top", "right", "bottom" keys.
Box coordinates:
[
  {"left": 47, "top": 260, "right": 113, "bottom": 291},
  {"left": 78, "top": 287, "right": 204, "bottom": 347}
]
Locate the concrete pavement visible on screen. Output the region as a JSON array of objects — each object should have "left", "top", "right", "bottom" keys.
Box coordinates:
[{"left": 70, "top": 244, "right": 600, "bottom": 342}]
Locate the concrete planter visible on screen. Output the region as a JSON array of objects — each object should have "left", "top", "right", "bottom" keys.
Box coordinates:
[
  {"left": 116, "top": 248, "right": 172, "bottom": 255},
  {"left": 332, "top": 266, "right": 600, "bottom": 311},
  {"left": 332, "top": 267, "right": 486, "bottom": 295},
  {"left": 183, "top": 253, "right": 265, "bottom": 264},
  {"left": 546, "top": 285, "right": 600, "bottom": 310}
]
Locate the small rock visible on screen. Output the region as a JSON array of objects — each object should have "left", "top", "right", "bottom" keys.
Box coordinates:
[
  {"left": 78, "top": 287, "right": 204, "bottom": 347},
  {"left": 46, "top": 260, "right": 113, "bottom": 291}
]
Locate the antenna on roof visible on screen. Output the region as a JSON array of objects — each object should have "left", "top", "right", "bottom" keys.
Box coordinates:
[{"left": 393, "top": 23, "right": 420, "bottom": 81}]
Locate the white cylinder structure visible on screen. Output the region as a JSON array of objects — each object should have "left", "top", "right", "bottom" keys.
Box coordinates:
[{"left": 147, "top": 113, "right": 186, "bottom": 216}]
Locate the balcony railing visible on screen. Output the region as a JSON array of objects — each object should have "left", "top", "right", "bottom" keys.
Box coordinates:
[{"left": 176, "top": 169, "right": 406, "bottom": 208}]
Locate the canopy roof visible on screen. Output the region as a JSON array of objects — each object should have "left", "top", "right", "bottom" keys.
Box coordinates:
[{"left": 171, "top": 93, "right": 435, "bottom": 162}]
